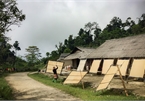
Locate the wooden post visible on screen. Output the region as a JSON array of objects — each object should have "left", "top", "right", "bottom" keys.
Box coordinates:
[
  {"left": 117, "top": 65, "right": 128, "bottom": 96},
  {"left": 126, "top": 58, "right": 133, "bottom": 83},
  {"left": 80, "top": 70, "right": 84, "bottom": 89}
]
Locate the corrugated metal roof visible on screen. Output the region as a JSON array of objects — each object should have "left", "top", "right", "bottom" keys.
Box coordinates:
[
  {"left": 87, "top": 34, "right": 145, "bottom": 58},
  {"left": 64, "top": 47, "right": 95, "bottom": 60}
]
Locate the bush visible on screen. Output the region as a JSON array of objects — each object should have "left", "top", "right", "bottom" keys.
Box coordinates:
[{"left": 0, "top": 73, "right": 14, "bottom": 100}]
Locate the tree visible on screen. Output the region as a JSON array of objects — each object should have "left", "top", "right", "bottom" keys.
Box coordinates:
[
  {"left": 125, "top": 17, "right": 136, "bottom": 35},
  {"left": 74, "top": 25, "right": 94, "bottom": 47},
  {"left": 84, "top": 22, "right": 101, "bottom": 47},
  {"left": 25, "top": 46, "right": 41, "bottom": 66},
  {"left": 100, "top": 16, "right": 124, "bottom": 43},
  {"left": 46, "top": 52, "right": 50, "bottom": 57},
  {"left": 74, "top": 28, "right": 85, "bottom": 47},
  {"left": 67, "top": 35, "right": 75, "bottom": 50},
  {"left": 63, "top": 48, "right": 71, "bottom": 53},
  {"left": 13, "top": 41, "right": 21, "bottom": 55},
  {"left": 0, "top": 0, "right": 25, "bottom": 67},
  {"left": 55, "top": 42, "right": 66, "bottom": 55},
  {"left": 0, "top": 0, "right": 25, "bottom": 34},
  {"left": 138, "top": 13, "right": 145, "bottom": 33},
  {"left": 84, "top": 22, "right": 97, "bottom": 32},
  {"left": 131, "top": 24, "right": 141, "bottom": 35},
  {"left": 49, "top": 50, "right": 59, "bottom": 61},
  {"left": 12, "top": 41, "right": 21, "bottom": 67},
  {"left": 93, "top": 25, "right": 101, "bottom": 46},
  {"left": 0, "top": 40, "right": 14, "bottom": 65},
  {"left": 0, "top": 34, "right": 14, "bottom": 66}
]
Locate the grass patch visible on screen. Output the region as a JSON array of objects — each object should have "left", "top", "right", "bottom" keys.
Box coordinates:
[
  {"left": 28, "top": 73, "right": 145, "bottom": 100},
  {"left": 0, "top": 73, "right": 14, "bottom": 100}
]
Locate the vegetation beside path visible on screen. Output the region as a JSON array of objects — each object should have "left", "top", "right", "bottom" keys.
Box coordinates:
[
  {"left": 0, "top": 73, "right": 14, "bottom": 100},
  {"left": 28, "top": 73, "right": 145, "bottom": 100}
]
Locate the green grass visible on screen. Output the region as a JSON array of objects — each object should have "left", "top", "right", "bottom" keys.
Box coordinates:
[
  {"left": 28, "top": 73, "right": 145, "bottom": 100},
  {"left": 0, "top": 73, "right": 14, "bottom": 100}
]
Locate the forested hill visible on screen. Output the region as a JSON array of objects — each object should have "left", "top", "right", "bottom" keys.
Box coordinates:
[{"left": 53, "top": 14, "right": 145, "bottom": 57}]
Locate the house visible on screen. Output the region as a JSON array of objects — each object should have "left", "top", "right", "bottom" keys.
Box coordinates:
[
  {"left": 87, "top": 34, "right": 145, "bottom": 77},
  {"left": 57, "top": 53, "right": 70, "bottom": 61},
  {"left": 57, "top": 53, "right": 71, "bottom": 68},
  {"left": 64, "top": 47, "right": 95, "bottom": 70}
]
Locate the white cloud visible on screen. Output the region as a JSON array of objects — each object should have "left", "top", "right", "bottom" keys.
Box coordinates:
[{"left": 6, "top": 0, "right": 145, "bottom": 57}]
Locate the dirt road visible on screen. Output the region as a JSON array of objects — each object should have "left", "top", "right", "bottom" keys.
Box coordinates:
[{"left": 5, "top": 72, "right": 81, "bottom": 100}]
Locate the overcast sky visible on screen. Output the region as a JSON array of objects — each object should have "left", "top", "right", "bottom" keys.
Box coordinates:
[{"left": 6, "top": 0, "right": 145, "bottom": 57}]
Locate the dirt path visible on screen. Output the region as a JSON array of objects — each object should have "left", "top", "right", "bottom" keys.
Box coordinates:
[{"left": 5, "top": 72, "right": 81, "bottom": 100}]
